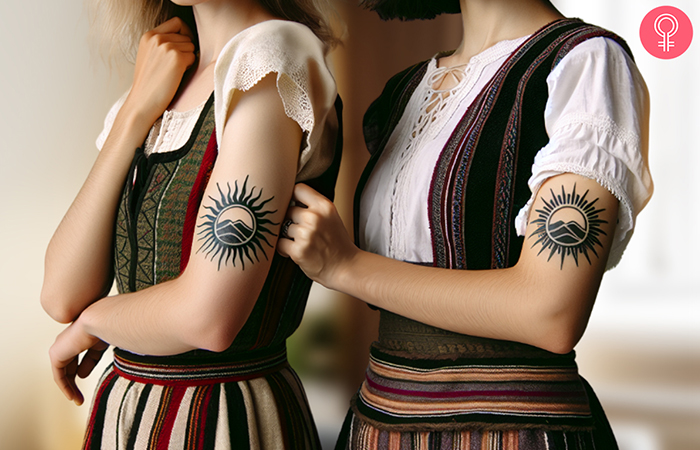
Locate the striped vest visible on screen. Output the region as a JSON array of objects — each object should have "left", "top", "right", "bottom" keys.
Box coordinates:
[{"left": 355, "top": 19, "right": 632, "bottom": 270}]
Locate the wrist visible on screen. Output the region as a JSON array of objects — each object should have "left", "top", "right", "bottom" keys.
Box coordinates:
[
  {"left": 329, "top": 246, "right": 363, "bottom": 297},
  {"left": 76, "top": 302, "right": 100, "bottom": 341},
  {"left": 113, "top": 96, "right": 158, "bottom": 142}
]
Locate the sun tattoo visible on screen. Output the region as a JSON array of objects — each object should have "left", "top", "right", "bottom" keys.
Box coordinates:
[
  {"left": 528, "top": 184, "right": 608, "bottom": 269},
  {"left": 196, "top": 177, "right": 278, "bottom": 270}
]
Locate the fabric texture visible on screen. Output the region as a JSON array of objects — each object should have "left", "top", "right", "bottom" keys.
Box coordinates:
[
  {"left": 341, "top": 19, "right": 639, "bottom": 450},
  {"left": 86, "top": 20, "right": 344, "bottom": 449},
  {"left": 214, "top": 20, "right": 338, "bottom": 181}
]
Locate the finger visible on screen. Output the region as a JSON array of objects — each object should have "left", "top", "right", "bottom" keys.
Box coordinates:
[
  {"left": 292, "top": 183, "right": 327, "bottom": 208},
  {"left": 52, "top": 358, "right": 84, "bottom": 405},
  {"left": 279, "top": 218, "right": 294, "bottom": 240},
  {"left": 276, "top": 236, "right": 292, "bottom": 258},
  {"left": 158, "top": 42, "right": 196, "bottom": 53},
  {"left": 77, "top": 346, "right": 107, "bottom": 379},
  {"left": 153, "top": 17, "right": 194, "bottom": 40},
  {"left": 287, "top": 206, "right": 310, "bottom": 226},
  {"left": 155, "top": 33, "right": 194, "bottom": 44}
]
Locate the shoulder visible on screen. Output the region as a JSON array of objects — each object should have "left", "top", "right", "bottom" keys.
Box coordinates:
[
  {"left": 213, "top": 20, "right": 337, "bottom": 162},
  {"left": 215, "top": 20, "right": 326, "bottom": 82},
  {"left": 554, "top": 35, "right": 636, "bottom": 73},
  {"left": 545, "top": 34, "right": 648, "bottom": 125}
]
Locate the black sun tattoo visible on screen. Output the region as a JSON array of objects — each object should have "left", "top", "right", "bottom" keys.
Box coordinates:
[
  {"left": 528, "top": 184, "right": 608, "bottom": 269},
  {"left": 196, "top": 177, "right": 278, "bottom": 270}
]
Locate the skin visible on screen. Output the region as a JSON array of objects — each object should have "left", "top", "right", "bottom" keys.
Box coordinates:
[
  {"left": 41, "top": 0, "right": 303, "bottom": 405},
  {"left": 278, "top": 0, "right": 619, "bottom": 356}
]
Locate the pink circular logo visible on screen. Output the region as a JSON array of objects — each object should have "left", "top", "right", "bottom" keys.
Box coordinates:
[{"left": 640, "top": 6, "right": 693, "bottom": 59}]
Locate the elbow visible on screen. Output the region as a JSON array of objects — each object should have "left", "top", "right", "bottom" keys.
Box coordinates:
[
  {"left": 40, "top": 286, "right": 79, "bottom": 324},
  {"left": 536, "top": 328, "right": 580, "bottom": 355},
  {"left": 192, "top": 321, "right": 242, "bottom": 353},
  {"left": 183, "top": 303, "right": 247, "bottom": 353},
  {"left": 529, "top": 293, "right": 592, "bottom": 355}
]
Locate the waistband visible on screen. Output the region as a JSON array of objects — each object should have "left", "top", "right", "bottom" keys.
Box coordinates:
[
  {"left": 353, "top": 346, "right": 593, "bottom": 432},
  {"left": 113, "top": 344, "right": 288, "bottom": 387},
  {"left": 377, "top": 310, "right": 561, "bottom": 359}
]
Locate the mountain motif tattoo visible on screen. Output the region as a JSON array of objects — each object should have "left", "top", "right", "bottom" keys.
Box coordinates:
[
  {"left": 196, "top": 177, "right": 278, "bottom": 270},
  {"left": 528, "top": 184, "right": 607, "bottom": 269}
]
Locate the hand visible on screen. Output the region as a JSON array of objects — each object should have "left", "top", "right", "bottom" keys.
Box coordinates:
[
  {"left": 49, "top": 320, "right": 108, "bottom": 405},
  {"left": 277, "top": 184, "right": 358, "bottom": 288},
  {"left": 122, "top": 17, "right": 197, "bottom": 127}
]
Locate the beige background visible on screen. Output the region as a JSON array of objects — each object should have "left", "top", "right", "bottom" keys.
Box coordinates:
[{"left": 0, "top": 1, "right": 698, "bottom": 449}]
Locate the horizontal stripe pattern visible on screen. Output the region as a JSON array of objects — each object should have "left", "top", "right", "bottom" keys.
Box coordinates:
[
  {"left": 354, "top": 349, "right": 593, "bottom": 429},
  {"left": 113, "top": 346, "right": 288, "bottom": 386},
  {"left": 83, "top": 361, "right": 320, "bottom": 450}
]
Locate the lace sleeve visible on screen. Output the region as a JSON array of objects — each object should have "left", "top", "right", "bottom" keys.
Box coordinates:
[{"left": 213, "top": 20, "right": 337, "bottom": 175}]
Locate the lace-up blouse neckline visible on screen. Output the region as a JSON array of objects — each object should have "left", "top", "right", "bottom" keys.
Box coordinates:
[{"left": 360, "top": 36, "right": 530, "bottom": 262}]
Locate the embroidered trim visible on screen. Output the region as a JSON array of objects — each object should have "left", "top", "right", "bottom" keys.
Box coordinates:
[{"left": 553, "top": 112, "right": 640, "bottom": 148}]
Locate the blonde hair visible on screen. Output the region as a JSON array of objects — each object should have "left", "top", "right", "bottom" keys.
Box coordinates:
[{"left": 88, "top": 0, "right": 341, "bottom": 63}]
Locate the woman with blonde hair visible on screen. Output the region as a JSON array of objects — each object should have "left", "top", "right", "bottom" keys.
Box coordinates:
[
  {"left": 41, "top": 0, "right": 342, "bottom": 448},
  {"left": 278, "top": 0, "right": 652, "bottom": 448}
]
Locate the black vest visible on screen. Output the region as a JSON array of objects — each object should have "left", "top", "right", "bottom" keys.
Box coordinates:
[{"left": 355, "top": 19, "right": 632, "bottom": 270}]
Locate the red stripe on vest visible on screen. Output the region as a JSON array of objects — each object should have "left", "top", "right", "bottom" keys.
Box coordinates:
[{"left": 180, "top": 130, "right": 218, "bottom": 273}]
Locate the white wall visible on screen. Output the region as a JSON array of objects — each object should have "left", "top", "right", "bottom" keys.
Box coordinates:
[
  {"left": 0, "top": 3, "right": 130, "bottom": 448},
  {"left": 552, "top": 1, "right": 700, "bottom": 449}
]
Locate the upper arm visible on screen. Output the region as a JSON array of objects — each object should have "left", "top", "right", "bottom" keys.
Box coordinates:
[
  {"left": 516, "top": 172, "right": 619, "bottom": 351},
  {"left": 178, "top": 74, "right": 302, "bottom": 349},
  {"left": 522, "top": 37, "right": 652, "bottom": 269}
]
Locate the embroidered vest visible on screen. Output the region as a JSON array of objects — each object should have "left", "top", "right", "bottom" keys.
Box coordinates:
[{"left": 113, "top": 95, "right": 343, "bottom": 359}]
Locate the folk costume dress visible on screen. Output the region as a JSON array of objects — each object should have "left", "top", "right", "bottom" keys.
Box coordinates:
[
  {"left": 84, "top": 21, "right": 342, "bottom": 450},
  {"left": 338, "top": 20, "right": 652, "bottom": 450}
]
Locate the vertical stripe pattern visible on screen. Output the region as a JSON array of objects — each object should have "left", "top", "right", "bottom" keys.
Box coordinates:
[
  {"left": 337, "top": 413, "right": 600, "bottom": 450},
  {"left": 83, "top": 365, "right": 320, "bottom": 450}
]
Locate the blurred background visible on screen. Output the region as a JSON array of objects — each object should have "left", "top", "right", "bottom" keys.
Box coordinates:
[{"left": 0, "top": 0, "right": 697, "bottom": 449}]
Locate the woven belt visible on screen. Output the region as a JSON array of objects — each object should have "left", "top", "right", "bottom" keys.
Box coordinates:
[
  {"left": 353, "top": 345, "right": 594, "bottom": 431},
  {"left": 113, "top": 344, "right": 288, "bottom": 387}
]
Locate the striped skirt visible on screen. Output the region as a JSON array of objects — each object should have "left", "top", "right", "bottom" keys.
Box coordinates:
[
  {"left": 335, "top": 346, "right": 617, "bottom": 450},
  {"left": 83, "top": 345, "right": 321, "bottom": 450}
]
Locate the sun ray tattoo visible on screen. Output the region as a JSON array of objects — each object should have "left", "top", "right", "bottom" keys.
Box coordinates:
[
  {"left": 196, "top": 176, "right": 278, "bottom": 270},
  {"left": 528, "top": 184, "right": 608, "bottom": 269}
]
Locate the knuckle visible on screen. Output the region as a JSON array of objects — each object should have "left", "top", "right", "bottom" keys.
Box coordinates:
[{"left": 318, "top": 198, "right": 334, "bottom": 215}]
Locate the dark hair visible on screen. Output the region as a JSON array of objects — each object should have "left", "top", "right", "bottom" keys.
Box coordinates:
[{"left": 360, "top": 0, "right": 461, "bottom": 21}]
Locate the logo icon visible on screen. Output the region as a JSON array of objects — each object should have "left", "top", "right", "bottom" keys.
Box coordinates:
[{"left": 641, "top": 6, "right": 693, "bottom": 59}]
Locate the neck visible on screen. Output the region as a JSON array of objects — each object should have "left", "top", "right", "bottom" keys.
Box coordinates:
[
  {"left": 192, "top": 0, "right": 276, "bottom": 68},
  {"left": 445, "top": 0, "right": 563, "bottom": 66}
]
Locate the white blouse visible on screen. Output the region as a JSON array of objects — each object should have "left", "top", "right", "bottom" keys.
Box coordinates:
[
  {"left": 360, "top": 36, "right": 652, "bottom": 270},
  {"left": 97, "top": 20, "right": 338, "bottom": 182}
]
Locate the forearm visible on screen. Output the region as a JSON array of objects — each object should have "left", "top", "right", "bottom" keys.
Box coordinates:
[
  {"left": 77, "top": 269, "right": 256, "bottom": 356},
  {"left": 330, "top": 251, "right": 550, "bottom": 347},
  {"left": 282, "top": 175, "right": 616, "bottom": 354},
  {"left": 41, "top": 109, "right": 154, "bottom": 323}
]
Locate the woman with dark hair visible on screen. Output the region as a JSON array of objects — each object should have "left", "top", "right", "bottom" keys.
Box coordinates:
[
  {"left": 41, "top": 0, "right": 342, "bottom": 447},
  {"left": 278, "top": 0, "right": 651, "bottom": 448}
]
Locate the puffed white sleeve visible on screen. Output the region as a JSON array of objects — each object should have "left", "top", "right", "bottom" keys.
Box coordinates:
[
  {"left": 95, "top": 90, "right": 130, "bottom": 150},
  {"left": 514, "top": 37, "right": 653, "bottom": 269},
  {"left": 213, "top": 20, "right": 338, "bottom": 181}
]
